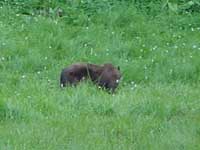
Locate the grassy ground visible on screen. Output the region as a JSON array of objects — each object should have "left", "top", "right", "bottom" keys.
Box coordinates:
[{"left": 0, "top": 2, "right": 200, "bottom": 150}]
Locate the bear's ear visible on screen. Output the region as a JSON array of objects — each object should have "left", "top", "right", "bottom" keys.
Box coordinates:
[{"left": 117, "top": 66, "right": 120, "bottom": 71}]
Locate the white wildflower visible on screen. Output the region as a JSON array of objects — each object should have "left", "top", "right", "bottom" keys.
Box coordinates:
[{"left": 192, "top": 45, "right": 197, "bottom": 49}]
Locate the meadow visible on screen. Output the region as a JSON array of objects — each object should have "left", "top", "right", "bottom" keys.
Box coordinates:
[{"left": 0, "top": 1, "right": 200, "bottom": 149}]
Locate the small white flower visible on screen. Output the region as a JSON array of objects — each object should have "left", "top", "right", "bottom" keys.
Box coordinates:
[
  {"left": 37, "top": 71, "right": 41, "bottom": 74},
  {"left": 49, "top": 46, "right": 52, "bottom": 49},
  {"left": 44, "top": 56, "right": 48, "bottom": 60},
  {"left": 116, "top": 79, "right": 119, "bottom": 83},
  {"left": 191, "top": 28, "right": 194, "bottom": 31},
  {"left": 1, "top": 57, "right": 5, "bottom": 60},
  {"left": 86, "top": 26, "right": 89, "bottom": 30},
  {"left": 192, "top": 45, "right": 197, "bottom": 49},
  {"left": 174, "top": 45, "right": 178, "bottom": 49},
  {"left": 152, "top": 46, "right": 157, "bottom": 50},
  {"left": 22, "top": 75, "right": 26, "bottom": 79}
]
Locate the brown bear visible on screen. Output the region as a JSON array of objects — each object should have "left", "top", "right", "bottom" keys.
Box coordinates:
[{"left": 60, "top": 62, "right": 121, "bottom": 92}]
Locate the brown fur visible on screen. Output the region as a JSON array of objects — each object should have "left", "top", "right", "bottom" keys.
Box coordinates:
[{"left": 60, "top": 63, "right": 121, "bottom": 92}]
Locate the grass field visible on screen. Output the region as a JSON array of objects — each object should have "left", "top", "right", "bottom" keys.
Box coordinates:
[{"left": 0, "top": 1, "right": 200, "bottom": 150}]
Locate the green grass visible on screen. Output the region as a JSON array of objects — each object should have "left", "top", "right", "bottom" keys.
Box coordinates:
[{"left": 0, "top": 1, "right": 200, "bottom": 150}]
